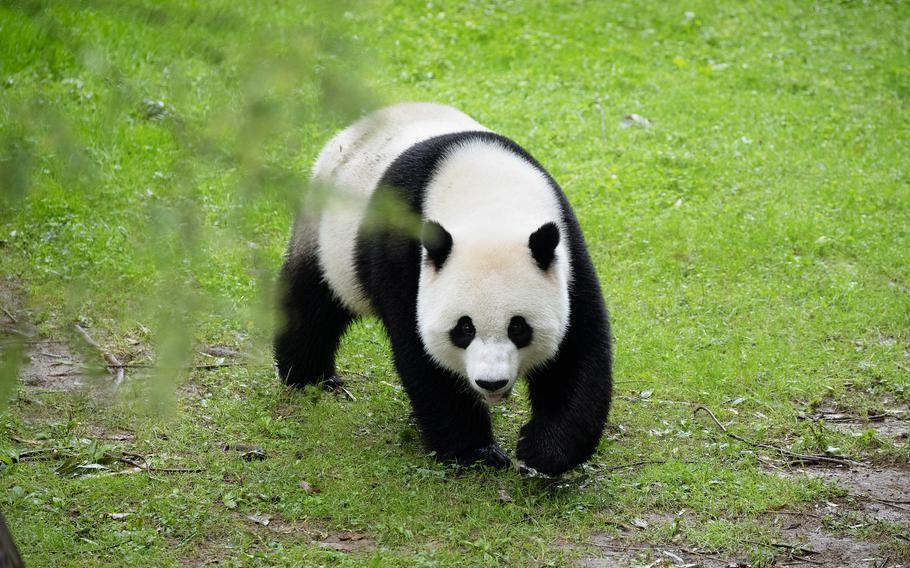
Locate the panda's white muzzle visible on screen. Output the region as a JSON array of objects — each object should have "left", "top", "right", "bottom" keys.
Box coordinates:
[{"left": 465, "top": 339, "right": 518, "bottom": 404}]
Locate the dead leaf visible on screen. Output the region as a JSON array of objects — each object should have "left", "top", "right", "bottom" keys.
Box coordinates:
[{"left": 298, "top": 479, "right": 321, "bottom": 494}]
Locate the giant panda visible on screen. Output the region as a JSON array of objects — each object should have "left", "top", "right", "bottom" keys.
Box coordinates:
[{"left": 274, "top": 103, "right": 612, "bottom": 476}]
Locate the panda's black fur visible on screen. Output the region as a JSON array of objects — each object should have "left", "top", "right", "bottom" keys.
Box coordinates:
[{"left": 275, "top": 126, "right": 612, "bottom": 476}]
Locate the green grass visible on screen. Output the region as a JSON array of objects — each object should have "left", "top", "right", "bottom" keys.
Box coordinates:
[{"left": 2, "top": 0, "right": 909, "bottom": 566}]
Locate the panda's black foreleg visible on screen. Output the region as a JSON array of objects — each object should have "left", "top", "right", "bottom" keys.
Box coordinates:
[
  {"left": 274, "top": 253, "right": 354, "bottom": 389},
  {"left": 386, "top": 327, "right": 510, "bottom": 469},
  {"left": 518, "top": 309, "right": 612, "bottom": 476}
]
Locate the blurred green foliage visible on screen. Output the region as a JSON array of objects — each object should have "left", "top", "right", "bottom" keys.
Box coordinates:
[{"left": 0, "top": 0, "right": 376, "bottom": 410}]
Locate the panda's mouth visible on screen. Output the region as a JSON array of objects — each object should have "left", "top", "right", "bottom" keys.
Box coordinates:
[
  {"left": 484, "top": 393, "right": 503, "bottom": 404},
  {"left": 481, "top": 388, "right": 512, "bottom": 405}
]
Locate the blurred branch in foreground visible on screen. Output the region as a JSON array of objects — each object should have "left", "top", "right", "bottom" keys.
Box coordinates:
[{"left": 0, "top": 512, "right": 24, "bottom": 568}]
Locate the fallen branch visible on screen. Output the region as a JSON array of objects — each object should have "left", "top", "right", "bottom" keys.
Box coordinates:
[
  {"left": 851, "top": 494, "right": 910, "bottom": 513},
  {"left": 116, "top": 454, "right": 203, "bottom": 474},
  {"left": 74, "top": 324, "right": 125, "bottom": 387},
  {"left": 604, "top": 459, "right": 669, "bottom": 472},
  {"left": 738, "top": 538, "right": 817, "bottom": 556},
  {"left": 694, "top": 405, "right": 866, "bottom": 468},
  {"left": 10, "top": 447, "right": 63, "bottom": 462}
]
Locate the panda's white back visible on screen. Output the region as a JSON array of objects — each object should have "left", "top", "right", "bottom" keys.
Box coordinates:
[{"left": 307, "top": 103, "right": 488, "bottom": 315}]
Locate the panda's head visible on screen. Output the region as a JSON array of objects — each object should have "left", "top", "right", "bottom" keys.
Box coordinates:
[{"left": 416, "top": 220, "right": 571, "bottom": 404}]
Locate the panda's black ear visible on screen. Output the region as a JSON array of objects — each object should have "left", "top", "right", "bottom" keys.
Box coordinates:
[
  {"left": 529, "top": 222, "right": 560, "bottom": 271},
  {"left": 421, "top": 220, "right": 453, "bottom": 270}
]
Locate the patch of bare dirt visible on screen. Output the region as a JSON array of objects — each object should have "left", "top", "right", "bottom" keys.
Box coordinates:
[
  {"left": 759, "top": 465, "right": 910, "bottom": 566},
  {"left": 16, "top": 339, "right": 92, "bottom": 391},
  {"left": 316, "top": 531, "right": 376, "bottom": 553},
  {"left": 805, "top": 466, "right": 910, "bottom": 523},
  {"left": 762, "top": 510, "right": 891, "bottom": 567},
  {"left": 2, "top": 280, "right": 109, "bottom": 393}
]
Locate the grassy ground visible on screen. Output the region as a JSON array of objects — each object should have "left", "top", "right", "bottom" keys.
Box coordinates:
[{"left": 1, "top": 0, "right": 909, "bottom": 566}]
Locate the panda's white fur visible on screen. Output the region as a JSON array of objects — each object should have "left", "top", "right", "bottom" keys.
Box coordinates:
[
  {"left": 310, "top": 103, "right": 488, "bottom": 315},
  {"left": 308, "top": 103, "right": 569, "bottom": 402}
]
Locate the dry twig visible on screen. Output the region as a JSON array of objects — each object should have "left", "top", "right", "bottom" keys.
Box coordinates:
[
  {"left": 852, "top": 494, "right": 910, "bottom": 513},
  {"left": 694, "top": 405, "right": 866, "bottom": 468},
  {"left": 74, "top": 323, "right": 125, "bottom": 387}
]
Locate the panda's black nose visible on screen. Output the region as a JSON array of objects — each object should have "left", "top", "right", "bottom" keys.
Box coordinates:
[{"left": 476, "top": 379, "right": 508, "bottom": 392}]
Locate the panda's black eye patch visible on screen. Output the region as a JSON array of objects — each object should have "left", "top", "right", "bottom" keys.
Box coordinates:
[
  {"left": 508, "top": 316, "right": 533, "bottom": 348},
  {"left": 449, "top": 316, "right": 475, "bottom": 349}
]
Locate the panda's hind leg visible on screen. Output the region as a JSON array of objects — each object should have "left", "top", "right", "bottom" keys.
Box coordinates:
[{"left": 274, "top": 252, "right": 354, "bottom": 389}]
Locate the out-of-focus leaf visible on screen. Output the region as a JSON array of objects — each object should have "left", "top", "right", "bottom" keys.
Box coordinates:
[{"left": 0, "top": 339, "right": 25, "bottom": 412}]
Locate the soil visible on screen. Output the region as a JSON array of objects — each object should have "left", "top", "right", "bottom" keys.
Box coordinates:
[
  {"left": 16, "top": 339, "right": 92, "bottom": 392},
  {"left": 801, "top": 465, "right": 910, "bottom": 523},
  {"left": 2, "top": 278, "right": 98, "bottom": 393}
]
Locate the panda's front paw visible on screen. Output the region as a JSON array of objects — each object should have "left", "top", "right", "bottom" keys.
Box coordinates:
[
  {"left": 442, "top": 443, "right": 512, "bottom": 469},
  {"left": 516, "top": 422, "right": 574, "bottom": 476}
]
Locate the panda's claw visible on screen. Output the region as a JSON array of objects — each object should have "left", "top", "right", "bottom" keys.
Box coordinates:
[
  {"left": 450, "top": 443, "right": 511, "bottom": 469},
  {"left": 320, "top": 373, "right": 345, "bottom": 391}
]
